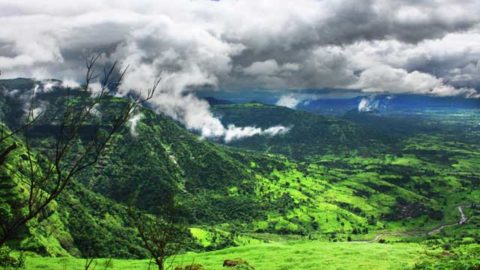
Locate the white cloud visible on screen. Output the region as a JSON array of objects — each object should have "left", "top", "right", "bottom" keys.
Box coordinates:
[
  {"left": 352, "top": 65, "right": 479, "bottom": 97},
  {"left": 128, "top": 112, "right": 143, "bottom": 137},
  {"left": 1, "top": 0, "right": 480, "bottom": 141},
  {"left": 61, "top": 79, "right": 80, "bottom": 88},
  {"left": 90, "top": 103, "right": 102, "bottom": 118},
  {"left": 31, "top": 106, "right": 44, "bottom": 119},
  {"left": 276, "top": 95, "right": 302, "bottom": 109},
  {"left": 1, "top": 0, "right": 479, "bottom": 93},
  {"left": 358, "top": 96, "right": 380, "bottom": 113},
  {"left": 243, "top": 60, "right": 280, "bottom": 76},
  {"left": 224, "top": 124, "right": 290, "bottom": 143}
]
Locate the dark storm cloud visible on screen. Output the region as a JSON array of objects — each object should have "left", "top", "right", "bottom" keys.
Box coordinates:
[
  {"left": 319, "top": 0, "right": 479, "bottom": 44},
  {"left": 1, "top": 0, "right": 480, "bottom": 138}
]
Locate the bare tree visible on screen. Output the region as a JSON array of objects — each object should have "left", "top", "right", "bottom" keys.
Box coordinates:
[
  {"left": 0, "top": 55, "right": 159, "bottom": 247},
  {"left": 84, "top": 257, "right": 97, "bottom": 270},
  {"left": 128, "top": 196, "right": 190, "bottom": 270}
]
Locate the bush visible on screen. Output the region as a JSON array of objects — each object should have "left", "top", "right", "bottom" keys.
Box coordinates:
[{"left": 0, "top": 246, "right": 25, "bottom": 269}]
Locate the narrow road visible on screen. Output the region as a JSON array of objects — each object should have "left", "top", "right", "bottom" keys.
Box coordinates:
[
  {"left": 427, "top": 206, "right": 468, "bottom": 236},
  {"left": 354, "top": 205, "right": 469, "bottom": 242},
  {"left": 458, "top": 206, "right": 467, "bottom": 225}
]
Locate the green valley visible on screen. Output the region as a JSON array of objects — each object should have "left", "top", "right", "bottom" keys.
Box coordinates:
[
  {"left": 1, "top": 79, "right": 479, "bottom": 269},
  {"left": 3, "top": 2, "right": 480, "bottom": 269}
]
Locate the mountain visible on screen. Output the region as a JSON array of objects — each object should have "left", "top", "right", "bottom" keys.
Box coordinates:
[
  {"left": 199, "top": 90, "right": 480, "bottom": 115},
  {"left": 298, "top": 94, "right": 480, "bottom": 115},
  {"left": 203, "top": 97, "right": 234, "bottom": 106},
  {"left": 211, "top": 102, "right": 393, "bottom": 159},
  {"left": 0, "top": 78, "right": 479, "bottom": 264}
]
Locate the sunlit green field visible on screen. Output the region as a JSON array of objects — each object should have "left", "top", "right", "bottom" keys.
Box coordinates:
[{"left": 24, "top": 241, "right": 429, "bottom": 270}]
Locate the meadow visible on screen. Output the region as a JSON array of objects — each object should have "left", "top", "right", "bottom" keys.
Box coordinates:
[{"left": 23, "top": 241, "right": 430, "bottom": 270}]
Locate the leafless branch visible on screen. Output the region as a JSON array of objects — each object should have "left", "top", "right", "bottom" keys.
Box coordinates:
[
  {"left": 0, "top": 56, "right": 160, "bottom": 247},
  {"left": 127, "top": 195, "right": 188, "bottom": 270}
]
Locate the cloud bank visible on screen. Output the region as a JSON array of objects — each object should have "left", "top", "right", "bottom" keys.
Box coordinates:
[
  {"left": 358, "top": 96, "right": 381, "bottom": 113},
  {"left": 1, "top": 0, "right": 480, "bottom": 138},
  {"left": 224, "top": 125, "right": 290, "bottom": 143},
  {"left": 128, "top": 112, "right": 143, "bottom": 137},
  {"left": 276, "top": 95, "right": 303, "bottom": 109}
]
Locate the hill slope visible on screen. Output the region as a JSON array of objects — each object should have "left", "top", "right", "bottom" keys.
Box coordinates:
[
  {"left": 1, "top": 78, "right": 479, "bottom": 261},
  {"left": 211, "top": 102, "right": 393, "bottom": 159},
  {"left": 0, "top": 124, "right": 147, "bottom": 258}
]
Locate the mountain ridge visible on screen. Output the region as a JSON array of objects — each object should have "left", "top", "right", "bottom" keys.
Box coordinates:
[{"left": 0, "top": 78, "right": 479, "bottom": 263}]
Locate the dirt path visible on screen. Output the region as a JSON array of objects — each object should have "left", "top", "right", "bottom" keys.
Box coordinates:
[
  {"left": 355, "top": 206, "right": 468, "bottom": 242},
  {"left": 458, "top": 206, "right": 467, "bottom": 225},
  {"left": 427, "top": 206, "right": 467, "bottom": 236}
]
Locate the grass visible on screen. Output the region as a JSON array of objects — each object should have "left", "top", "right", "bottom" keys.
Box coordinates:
[{"left": 23, "top": 241, "right": 429, "bottom": 270}]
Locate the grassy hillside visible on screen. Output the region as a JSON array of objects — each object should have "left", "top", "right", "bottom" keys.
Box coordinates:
[
  {"left": 0, "top": 124, "right": 148, "bottom": 258},
  {"left": 0, "top": 125, "right": 67, "bottom": 256},
  {"left": 19, "top": 241, "right": 480, "bottom": 270},
  {"left": 1, "top": 79, "right": 479, "bottom": 269},
  {"left": 20, "top": 241, "right": 431, "bottom": 270}
]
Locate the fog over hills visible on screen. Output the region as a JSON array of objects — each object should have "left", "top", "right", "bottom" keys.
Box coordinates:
[{"left": 2, "top": 0, "right": 480, "bottom": 142}]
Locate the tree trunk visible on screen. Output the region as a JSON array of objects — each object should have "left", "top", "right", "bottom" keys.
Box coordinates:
[
  {"left": 156, "top": 258, "right": 164, "bottom": 270},
  {"left": 0, "top": 235, "right": 7, "bottom": 248}
]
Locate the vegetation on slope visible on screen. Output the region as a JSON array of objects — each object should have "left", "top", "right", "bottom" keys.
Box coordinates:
[
  {"left": 1, "top": 79, "right": 479, "bottom": 269},
  {"left": 211, "top": 102, "right": 392, "bottom": 159}
]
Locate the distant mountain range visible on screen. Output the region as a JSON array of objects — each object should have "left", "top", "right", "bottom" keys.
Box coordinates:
[{"left": 201, "top": 91, "right": 480, "bottom": 115}]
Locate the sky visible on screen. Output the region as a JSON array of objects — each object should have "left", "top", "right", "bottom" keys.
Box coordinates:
[{"left": 1, "top": 0, "right": 480, "bottom": 139}]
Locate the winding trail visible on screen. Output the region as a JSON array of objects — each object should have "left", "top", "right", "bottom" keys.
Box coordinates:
[
  {"left": 427, "top": 206, "right": 467, "bottom": 236},
  {"left": 355, "top": 206, "right": 468, "bottom": 243},
  {"left": 458, "top": 206, "right": 467, "bottom": 225}
]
